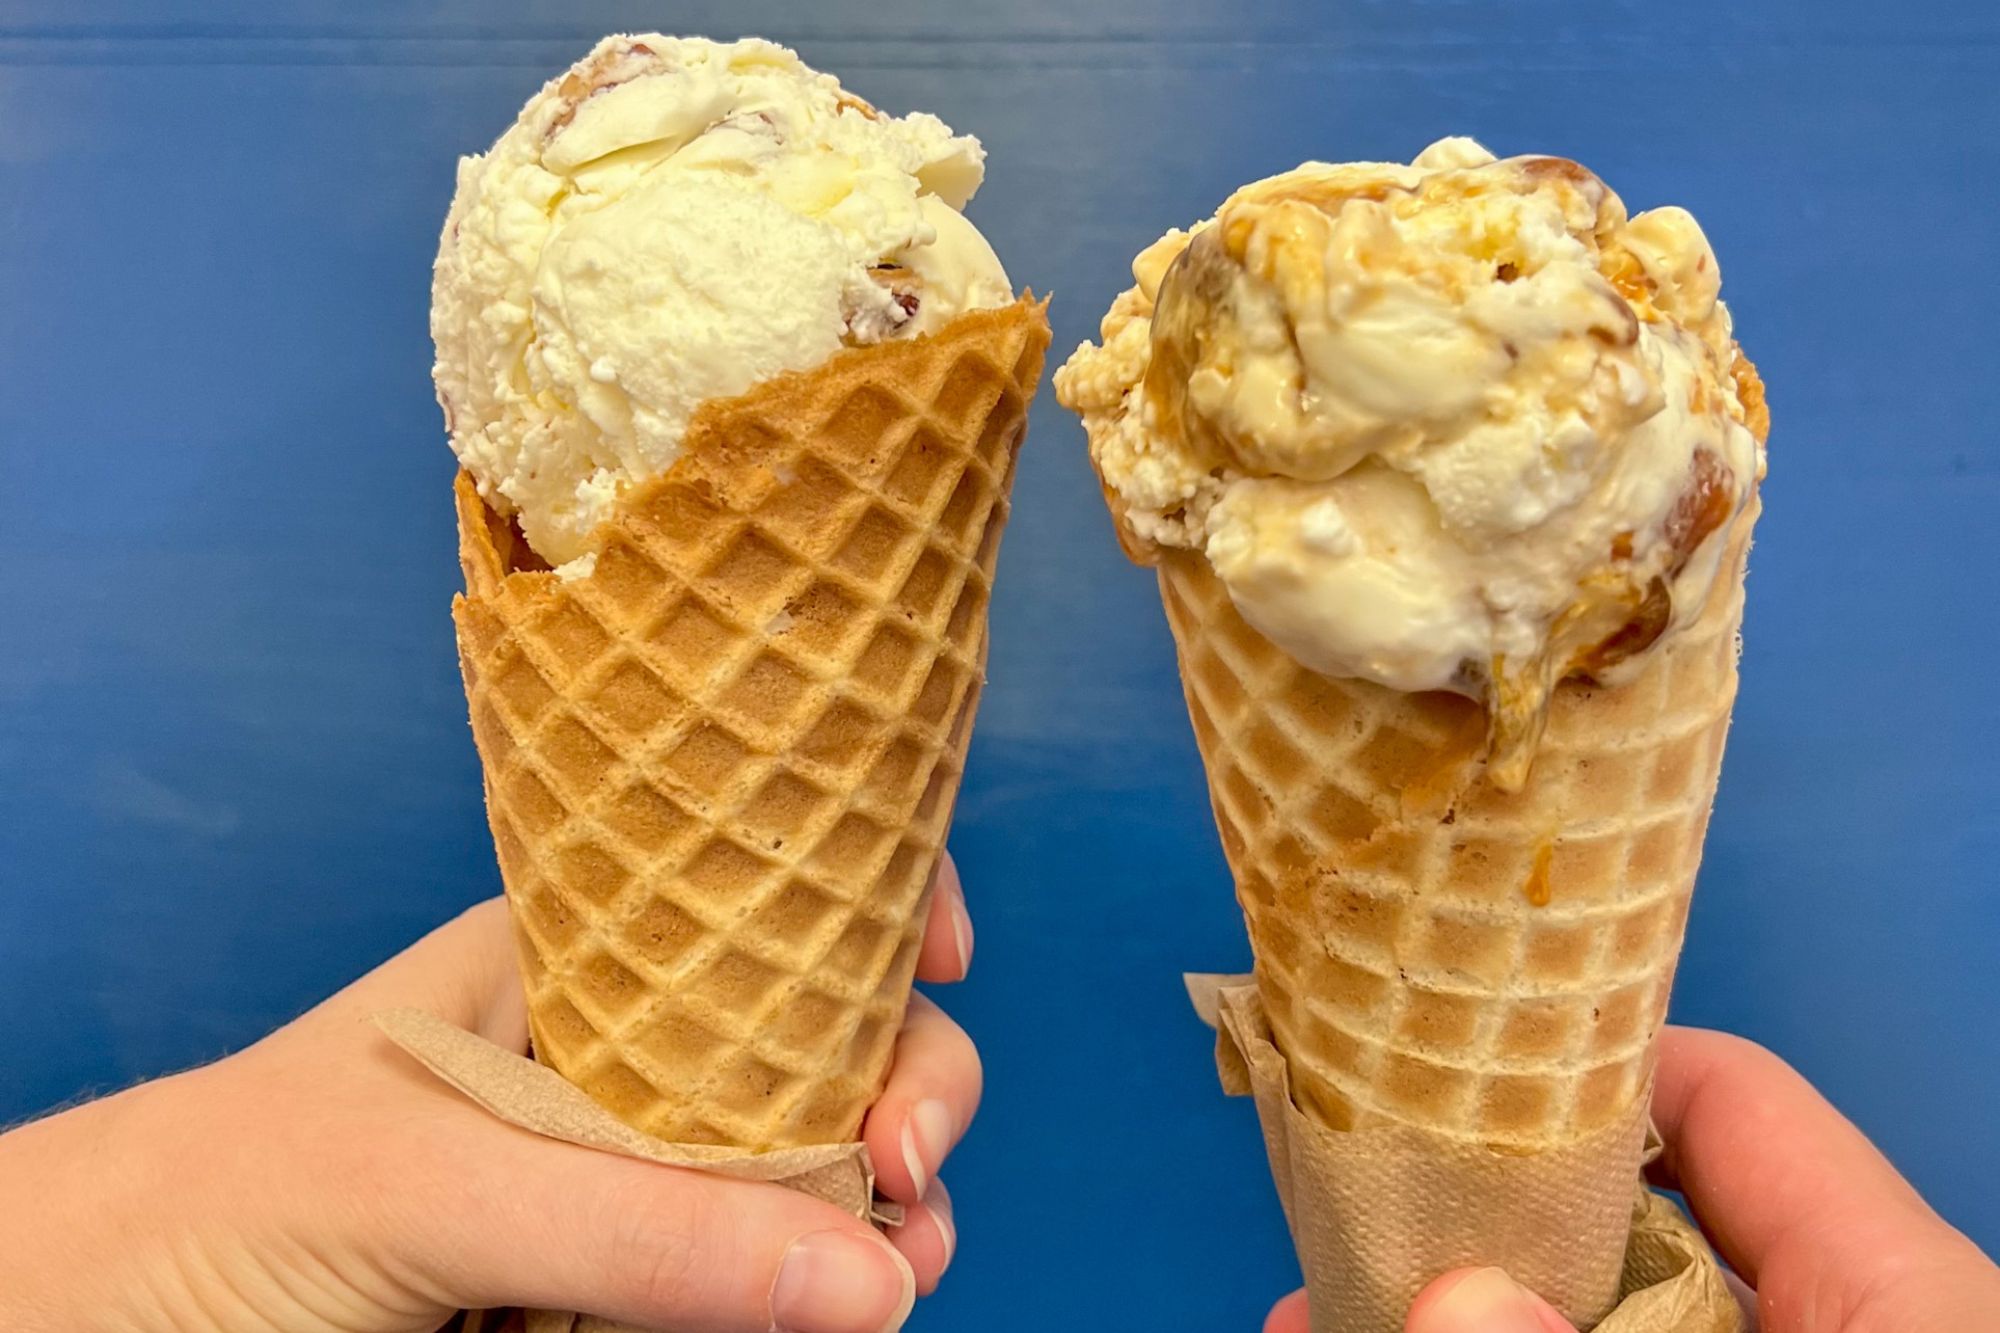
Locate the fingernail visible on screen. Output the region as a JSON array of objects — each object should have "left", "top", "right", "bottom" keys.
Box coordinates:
[
  {"left": 929, "top": 1189, "right": 957, "bottom": 1269},
  {"left": 946, "top": 881, "right": 973, "bottom": 976},
  {"left": 771, "top": 1230, "right": 914, "bottom": 1333},
  {"left": 899, "top": 1099, "right": 955, "bottom": 1197},
  {"left": 1411, "top": 1268, "right": 1563, "bottom": 1333}
]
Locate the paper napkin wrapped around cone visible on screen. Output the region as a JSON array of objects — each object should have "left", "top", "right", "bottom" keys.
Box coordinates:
[
  {"left": 374, "top": 1010, "right": 899, "bottom": 1333},
  {"left": 1188, "top": 976, "right": 1742, "bottom": 1333}
]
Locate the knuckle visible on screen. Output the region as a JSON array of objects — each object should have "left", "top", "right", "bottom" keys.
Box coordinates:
[
  {"left": 599, "top": 1170, "right": 768, "bottom": 1321},
  {"left": 895, "top": 1000, "right": 982, "bottom": 1094},
  {"left": 937, "top": 1007, "right": 982, "bottom": 1091},
  {"left": 599, "top": 1172, "right": 713, "bottom": 1312},
  {"left": 959, "top": 1034, "right": 985, "bottom": 1109},
  {"left": 1719, "top": 1031, "right": 1798, "bottom": 1083}
]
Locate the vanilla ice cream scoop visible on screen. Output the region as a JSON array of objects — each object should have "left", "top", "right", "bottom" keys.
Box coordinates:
[
  {"left": 1056, "top": 138, "right": 1769, "bottom": 786},
  {"left": 432, "top": 35, "right": 1014, "bottom": 573}
]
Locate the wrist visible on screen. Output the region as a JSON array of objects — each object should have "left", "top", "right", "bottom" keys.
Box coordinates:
[{"left": 0, "top": 1072, "right": 211, "bottom": 1330}]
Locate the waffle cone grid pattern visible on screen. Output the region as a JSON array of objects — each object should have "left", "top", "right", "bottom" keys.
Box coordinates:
[
  {"left": 1159, "top": 514, "right": 1752, "bottom": 1148},
  {"left": 453, "top": 302, "right": 1050, "bottom": 1148}
]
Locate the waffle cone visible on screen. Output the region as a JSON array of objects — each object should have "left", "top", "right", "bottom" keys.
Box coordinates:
[
  {"left": 1160, "top": 504, "right": 1755, "bottom": 1152},
  {"left": 452, "top": 299, "right": 1050, "bottom": 1150}
]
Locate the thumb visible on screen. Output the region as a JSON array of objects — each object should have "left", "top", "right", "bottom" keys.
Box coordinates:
[
  {"left": 1406, "top": 1268, "right": 1578, "bottom": 1333},
  {"left": 418, "top": 1132, "right": 915, "bottom": 1333}
]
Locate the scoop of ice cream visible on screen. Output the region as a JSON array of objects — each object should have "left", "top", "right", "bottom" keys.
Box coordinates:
[
  {"left": 1056, "top": 138, "right": 1769, "bottom": 786},
  {"left": 432, "top": 35, "right": 1014, "bottom": 573}
]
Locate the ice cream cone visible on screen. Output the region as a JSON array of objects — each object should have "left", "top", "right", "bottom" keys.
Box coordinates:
[
  {"left": 1059, "top": 135, "right": 1767, "bottom": 1331},
  {"left": 452, "top": 299, "right": 1050, "bottom": 1150}
]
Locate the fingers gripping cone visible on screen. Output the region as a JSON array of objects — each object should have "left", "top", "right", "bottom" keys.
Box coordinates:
[{"left": 452, "top": 301, "right": 1049, "bottom": 1150}]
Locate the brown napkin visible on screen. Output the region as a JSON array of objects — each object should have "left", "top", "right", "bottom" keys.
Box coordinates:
[
  {"left": 1187, "top": 975, "right": 1742, "bottom": 1333},
  {"left": 375, "top": 1009, "right": 899, "bottom": 1333}
]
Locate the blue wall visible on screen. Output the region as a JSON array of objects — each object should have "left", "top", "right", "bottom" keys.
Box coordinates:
[{"left": 3, "top": 3, "right": 1995, "bottom": 1326}]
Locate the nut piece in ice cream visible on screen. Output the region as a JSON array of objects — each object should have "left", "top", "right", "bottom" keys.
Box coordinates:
[
  {"left": 432, "top": 35, "right": 1015, "bottom": 574},
  {"left": 1057, "top": 137, "right": 1769, "bottom": 787}
]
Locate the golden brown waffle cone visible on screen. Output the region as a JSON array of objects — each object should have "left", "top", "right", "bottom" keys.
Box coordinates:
[
  {"left": 452, "top": 299, "right": 1050, "bottom": 1150},
  {"left": 1159, "top": 505, "right": 1753, "bottom": 1153}
]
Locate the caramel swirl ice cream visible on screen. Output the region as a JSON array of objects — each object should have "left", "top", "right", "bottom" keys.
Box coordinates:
[{"left": 1056, "top": 137, "right": 1767, "bottom": 787}]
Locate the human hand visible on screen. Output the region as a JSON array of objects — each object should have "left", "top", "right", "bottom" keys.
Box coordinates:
[
  {"left": 1263, "top": 1027, "right": 2000, "bottom": 1333},
  {"left": 0, "top": 855, "right": 979, "bottom": 1333}
]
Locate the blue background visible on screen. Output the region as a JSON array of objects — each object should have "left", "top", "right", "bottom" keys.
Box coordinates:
[{"left": 3, "top": 1, "right": 1996, "bottom": 1326}]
